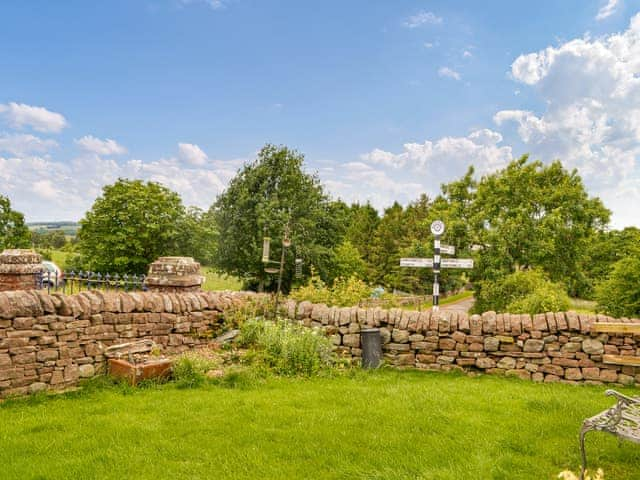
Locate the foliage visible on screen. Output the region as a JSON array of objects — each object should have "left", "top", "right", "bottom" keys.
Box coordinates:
[
  {"left": 343, "top": 202, "right": 380, "bottom": 276},
  {"left": 175, "top": 206, "right": 218, "bottom": 266},
  {"left": 367, "top": 201, "right": 412, "bottom": 288},
  {"left": 212, "top": 144, "right": 341, "bottom": 292},
  {"left": 77, "top": 179, "right": 186, "bottom": 273},
  {"left": 38, "top": 249, "right": 52, "bottom": 261},
  {"left": 172, "top": 352, "right": 219, "bottom": 389},
  {"left": 474, "top": 269, "right": 571, "bottom": 314},
  {"left": 595, "top": 254, "right": 640, "bottom": 318},
  {"left": 289, "top": 272, "right": 372, "bottom": 307},
  {"left": 506, "top": 282, "right": 572, "bottom": 315},
  {"left": 238, "top": 319, "right": 335, "bottom": 376},
  {"left": 580, "top": 227, "right": 640, "bottom": 298},
  {"left": 470, "top": 156, "right": 610, "bottom": 297},
  {"left": 0, "top": 195, "right": 30, "bottom": 251},
  {"left": 328, "top": 240, "right": 366, "bottom": 283},
  {"left": 31, "top": 229, "right": 67, "bottom": 250}
]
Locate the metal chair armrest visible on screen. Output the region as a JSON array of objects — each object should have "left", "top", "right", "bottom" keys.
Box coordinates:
[{"left": 605, "top": 389, "right": 640, "bottom": 405}]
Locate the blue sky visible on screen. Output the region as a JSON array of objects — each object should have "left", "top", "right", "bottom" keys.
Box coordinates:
[{"left": 1, "top": 0, "right": 639, "bottom": 227}]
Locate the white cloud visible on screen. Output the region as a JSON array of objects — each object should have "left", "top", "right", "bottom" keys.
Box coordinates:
[
  {"left": 596, "top": 0, "right": 620, "bottom": 21},
  {"left": 438, "top": 67, "right": 461, "bottom": 81},
  {"left": 361, "top": 129, "right": 512, "bottom": 175},
  {"left": 178, "top": 142, "right": 208, "bottom": 166},
  {"left": 321, "top": 161, "right": 424, "bottom": 211},
  {"left": 497, "top": 13, "right": 640, "bottom": 227},
  {"left": 0, "top": 149, "right": 229, "bottom": 221},
  {"left": 75, "top": 135, "right": 127, "bottom": 156},
  {"left": 403, "top": 11, "right": 442, "bottom": 28},
  {"left": 463, "top": 50, "right": 473, "bottom": 58},
  {"left": 0, "top": 102, "right": 67, "bottom": 133},
  {"left": 0, "top": 133, "right": 58, "bottom": 156}
]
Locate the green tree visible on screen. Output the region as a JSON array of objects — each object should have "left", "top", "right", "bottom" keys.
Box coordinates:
[
  {"left": 473, "top": 269, "right": 570, "bottom": 314},
  {"left": 0, "top": 195, "right": 30, "bottom": 251},
  {"left": 344, "top": 202, "right": 380, "bottom": 269},
  {"left": 580, "top": 227, "right": 640, "bottom": 298},
  {"left": 211, "top": 144, "right": 340, "bottom": 292},
  {"left": 77, "top": 179, "right": 186, "bottom": 273},
  {"left": 595, "top": 253, "right": 640, "bottom": 318},
  {"left": 329, "top": 240, "right": 367, "bottom": 283},
  {"left": 368, "top": 202, "right": 411, "bottom": 289},
  {"left": 175, "top": 206, "right": 218, "bottom": 266},
  {"left": 470, "top": 156, "right": 610, "bottom": 297},
  {"left": 31, "top": 230, "right": 67, "bottom": 249}
]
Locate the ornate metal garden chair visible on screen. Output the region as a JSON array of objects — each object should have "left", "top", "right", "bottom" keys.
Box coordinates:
[{"left": 580, "top": 389, "right": 640, "bottom": 479}]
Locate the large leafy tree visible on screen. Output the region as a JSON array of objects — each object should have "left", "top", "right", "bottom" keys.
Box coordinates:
[
  {"left": 77, "top": 179, "right": 186, "bottom": 273},
  {"left": 211, "top": 144, "right": 340, "bottom": 292},
  {"left": 580, "top": 227, "right": 640, "bottom": 298},
  {"left": 0, "top": 195, "right": 31, "bottom": 251},
  {"left": 595, "top": 253, "right": 640, "bottom": 318},
  {"left": 368, "top": 202, "right": 412, "bottom": 289},
  {"left": 175, "top": 206, "right": 218, "bottom": 267},
  {"left": 470, "top": 156, "right": 610, "bottom": 296}
]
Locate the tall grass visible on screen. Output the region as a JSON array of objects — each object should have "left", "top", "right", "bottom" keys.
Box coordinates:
[{"left": 238, "top": 319, "right": 335, "bottom": 376}]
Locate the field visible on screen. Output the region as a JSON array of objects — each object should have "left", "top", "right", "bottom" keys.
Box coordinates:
[
  {"left": 202, "top": 266, "right": 243, "bottom": 291},
  {"left": 0, "top": 370, "right": 637, "bottom": 479}
]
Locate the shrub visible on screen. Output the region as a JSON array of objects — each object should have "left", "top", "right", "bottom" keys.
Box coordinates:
[
  {"left": 506, "top": 282, "right": 571, "bottom": 315},
  {"left": 474, "top": 269, "right": 570, "bottom": 314},
  {"left": 595, "top": 255, "right": 640, "bottom": 318},
  {"left": 238, "top": 319, "right": 335, "bottom": 376},
  {"left": 172, "top": 352, "right": 219, "bottom": 389},
  {"left": 290, "top": 273, "right": 372, "bottom": 307}
]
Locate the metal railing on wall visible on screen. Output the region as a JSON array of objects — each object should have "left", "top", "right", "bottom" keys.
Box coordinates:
[{"left": 37, "top": 271, "right": 147, "bottom": 295}]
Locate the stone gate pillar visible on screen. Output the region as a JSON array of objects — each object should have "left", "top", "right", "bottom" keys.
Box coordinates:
[
  {"left": 0, "top": 249, "right": 44, "bottom": 292},
  {"left": 144, "top": 256, "right": 204, "bottom": 293}
]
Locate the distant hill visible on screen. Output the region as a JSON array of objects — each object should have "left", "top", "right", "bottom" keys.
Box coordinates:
[{"left": 27, "top": 222, "right": 79, "bottom": 236}]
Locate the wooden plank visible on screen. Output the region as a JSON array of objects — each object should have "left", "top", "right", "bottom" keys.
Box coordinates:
[
  {"left": 603, "top": 355, "right": 640, "bottom": 367},
  {"left": 591, "top": 322, "right": 640, "bottom": 334}
]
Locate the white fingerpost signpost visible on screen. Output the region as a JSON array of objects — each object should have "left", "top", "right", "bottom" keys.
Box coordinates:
[{"left": 399, "top": 220, "right": 474, "bottom": 312}]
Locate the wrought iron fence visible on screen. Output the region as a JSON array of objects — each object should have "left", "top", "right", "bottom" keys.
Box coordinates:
[{"left": 37, "top": 270, "right": 147, "bottom": 295}]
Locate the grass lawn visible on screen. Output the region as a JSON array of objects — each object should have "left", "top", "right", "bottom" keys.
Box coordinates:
[
  {"left": 0, "top": 370, "right": 637, "bottom": 479},
  {"left": 569, "top": 298, "right": 598, "bottom": 314},
  {"left": 202, "top": 266, "right": 243, "bottom": 291}
]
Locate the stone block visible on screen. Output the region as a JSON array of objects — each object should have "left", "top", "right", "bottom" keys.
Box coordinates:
[
  {"left": 391, "top": 329, "right": 410, "bottom": 343},
  {"left": 523, "top": 339, "right": 544, "bottom": 353},
  {"left": 565, "top": 368, "right": 583, "bottom": 381},
  {"left": 476, "top": 357, "right": 496, "bottom": 369},
  {"left": 582, "top": 339, "right": 604, "bottom": 355}
]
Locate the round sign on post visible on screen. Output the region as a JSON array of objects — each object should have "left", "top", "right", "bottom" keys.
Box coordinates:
[{"left": 430, "top": 220, "right": 445, "bottom": 236}]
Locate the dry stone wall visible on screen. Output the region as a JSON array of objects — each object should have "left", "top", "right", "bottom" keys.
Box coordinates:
[
  {"left": 284, "top": 300, "right": 640, "bottom": 386},
  {"left": 0, "top": 289, "right": 256, "bottom": 397},
  {"left": 1, "top": 288, "right": 639, "bottom": 398}
]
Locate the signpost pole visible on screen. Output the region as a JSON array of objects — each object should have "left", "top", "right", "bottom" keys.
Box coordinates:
[
  {"left": 429, "top": 220, "right": 445, "bottom": 312},
  {"left": 399, "top": 219, "right": 471, "bottom": 314},
  {"left": 433, "top": 234, "right": 440, "bottom": 311}
]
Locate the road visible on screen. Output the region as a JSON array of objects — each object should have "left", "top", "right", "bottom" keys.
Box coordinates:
[{"left": 438, "top": 296, "right": 475, "bottom": 314}]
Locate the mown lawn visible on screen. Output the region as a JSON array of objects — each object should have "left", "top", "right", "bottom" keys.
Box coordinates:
[
  {"left": 0, "top": 370, "right": 638, "bottom": 479},
  {"left": 201, "top": 266, "right": 243, "bottom": 291}
]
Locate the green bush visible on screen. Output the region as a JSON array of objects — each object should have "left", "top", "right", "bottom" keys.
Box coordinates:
[
  {"left": 506, "top": 282, "right": 571, "bottom": 315},
  {"left": 172, "top": 353, "right": 218, "bottom": 389},
  {"left": 290, "top": 272, "right": 372, "bottom": 307},
  {"left": 595, "top": 255, "right": 640, "bottom": 318},
  {"left": 474, "top": 269, "right": 570, "bottom": 314},
  {"left": 238, "top": 319, "right": 335, "bottom": 376}
]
